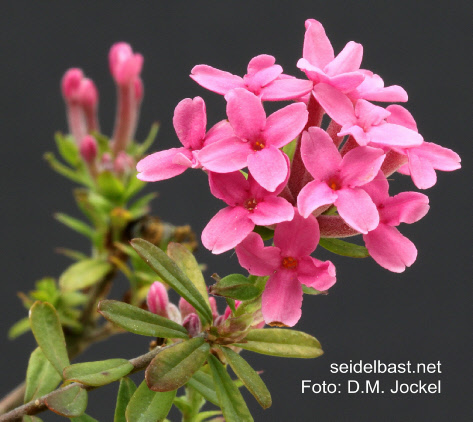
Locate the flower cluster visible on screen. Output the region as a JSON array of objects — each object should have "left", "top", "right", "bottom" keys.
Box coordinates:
[{"left": 137, "top": 19, "right": 460, "bottom": 327}]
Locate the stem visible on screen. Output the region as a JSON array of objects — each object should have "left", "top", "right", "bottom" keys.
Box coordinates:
[
  {"left": 112, "top": 84, "right": 137, "bottom": 157},
  {"left": 0, "top": 344, "right": 169, "bottom": 421}
]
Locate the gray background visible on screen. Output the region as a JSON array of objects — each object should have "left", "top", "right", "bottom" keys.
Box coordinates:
[{"left": 0, "top": 1, "right": 471, "bottom": 421}]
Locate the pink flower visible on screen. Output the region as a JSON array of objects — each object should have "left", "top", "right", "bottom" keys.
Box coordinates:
[
  {"left": 191, "top": 54, "right": 313, "bottom": 101},
  {"left": 347, "top": 70, "right": 408, "bottom": 103},
  {"left": 236, "top": 210, "right": 336, "bottom": 327},
  {"left": 297, "top": 127, "right": 385, "bottom": 233},
  {"left": 147, "top": 282, "right": 181, "bottom": 324},
  {"left": 312, "top": 83, "right": 423, "bottom": 148},
  {"left": 202, "top": 169, "right": 294, "bottom": 254},
  {"left": 136, "top": 97, "right": 233, "bottom": 181},
  {"left": 362, "top": 173, "right": 429, "bottom": 272},
  {"left": 198, "top": 88, "right": 308, "bottom": 192},
  {"left": 109, "top": 42, "right": 143, "bottom": 86},
  {"left": 386, "top": 105, "right": 461, "bottom": 189},
  {"left": 297, "top": 19, "right": 365, "bottom": 93}
]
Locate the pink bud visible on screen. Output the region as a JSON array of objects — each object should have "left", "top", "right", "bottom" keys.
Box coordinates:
[
  {"left": 182, "top": 313, "right": 202, "bottom": 337},
  {"left": 61, "top": 68, "right": 84, "bottom": 102},
  {"left": 167, "top": 304, "right": 182, "bottom": 325},
  {"left": 78, "top": 79, "right": 98, "bottom": 108},
  {"left": 179, "top": 298, "right": 197, "bottom": 320},
  {"left": 79, "top": 135, "right": 97, "bottom": 163},
  {"left": 208, "top": 297, "right": 219, "bottom": 321},
  {"left": 223, "top": 300, "right": 242, "bottom": 320},
  {"left": 147, "top": 282, "right": 169, "bottom": 318},
  {"left": 114, "top": 151, "right": 134, "bottom": 174},
  {"left": 109, "top": 42, "right": 143, "bottom": 85},
  {"left": 134, "top": 77, "right": 144, "bottom": 103}
]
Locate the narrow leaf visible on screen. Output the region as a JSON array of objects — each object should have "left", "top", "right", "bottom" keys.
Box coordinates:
[
  {"left": 187, "top": 370, "right": 219, "bottom": 406},
  {"left": 123, "top": 176, "right": 147, "bottom": 202},
  {"left": 44, "top": 152, "right": 93, "bottom": 188},
  {"left": 24, "top": 348, "right": 62, "bottom": 403},
  {"left": 208, "top": 355, "right": 253, "bottom": 422},
  {"left": 8, "top": 317, "right": 31, "bottom": 339},
  {"left": 64, "top": 359, "right": 134, "bottom": 387},
  {"left": 97, "top": 171, "right": 125, "bottom": 202},
  {"left": 59, "top": 259, "right": 112, "bottom": 292},
  {"left": 45, "top": 385, "right": 88, "bottom": 418},
  {"left": 166, "top": 242, "right": 210, "bottom": 308},
  {"left": 136, "top": 123, "right": 160, "bottom": 155},
  {"left": 98, "top": 300, "right": 188, "bottom": 339},
  {"left": 319, "top": 238, "right": 369, "bottom": 258},
  {"left": 209, "top": 274, "right": 261, "bottom": 301},
  {"left": 125, "top": 380, "right": 176, "bottom": 422},
  {"left": 146, "top": 337, "right": 210, "bottom": 392},
  {"left": 131, "top": 239, "right": 212, "bottom": 324},
  {"left": 55, "top": 213, "right": 95, "bottom": 239},
  {"left": 29, "top": 302, "right": 70, "bottom": 375},
  {"left": 114, "top": 377, "right": 137, "bottom": 422},
  {"left": 220, "top": 347, "right": 271, "bottom": 409},
  {"left": 234, "top": 329, "right": 323, "bottom": 358}
]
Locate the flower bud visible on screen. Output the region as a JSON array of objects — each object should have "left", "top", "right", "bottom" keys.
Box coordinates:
[
  {"left": 134, "top": 77, "right": 144, "bottom": 103},
  {"left": 179, "top": 298, "right": 197, "bottom": 320},
  {"left": 167, "top": 303, "right": 182, "bottom": 325},
  {"left": 109, "top": 42, "right": 143, "bottom": 85},
  {"left": 61, "top": 68, "right": 84, "bottom": 102},
  {"left": 114, "top": 151, "right": 134, "bottom": 174},
  {"left": 223, "top": 300, "right": 241, "bottom": 320},
  {"left": 78, "top": 78, "right": 98, "bottom": 108},
  {"left": 147, "top": 282, "right": 169, "bottom": 318},
  {"left": 79, "top": 135, "right": 98, "bottom": 163},
  {"left": 208, "top": 297, "right": 219, "bottom": 321},
  {"left": 182, "top": 313, "right": 202, "bottom": 338}
]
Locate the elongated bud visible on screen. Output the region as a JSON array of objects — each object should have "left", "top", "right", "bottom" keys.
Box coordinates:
[
  {"left": 182, "top": 313, "right": 202, "bottom": 337},
  {"left": 147, "top": 282, "right": 169, "bottom": 318},
  {"left": 62, "top": 68, "right": 87, "bottom": 143},
  {"left": 208, "top": 297, "right": 218, "bottom": 321},
  {"left": 62, "top": 68, "right": 84, "bottom": 102},
  {"left": 109, "top": 42, "right": 143, "bottom": 85},
  {"left": 179, "top": 298, "right": 196, "bottom": 320},
  {"left": 79, "top": 135, "right": 97, "bottom": 163},
  {"left": 78, "top": 79, "right": 100, "bottom": 133},
  {"left": 134, "top": 77, "right": 144, "bottom": 104}
]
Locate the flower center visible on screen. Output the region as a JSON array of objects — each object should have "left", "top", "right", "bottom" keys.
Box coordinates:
[
  {"left": 253, "top": 140, "right": 266, "bottom": 151},
  {"left": 282, "top": 256, "right": 298, "bottom": 269},
  {"left": 328, "top": 179, "right": 340, "bottom": 191},
  {"left": 244, "top": 198, "right": 258, "bottom": 212}
]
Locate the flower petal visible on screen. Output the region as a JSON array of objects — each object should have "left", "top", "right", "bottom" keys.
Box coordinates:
[
  {"left": 262, "top": 270, "right": 302, "bottom": 327},
  {"left": 325, "top": 41, "right": 363, "bottom": 75},
  {"left": 247, "top": 146, "right": 288, "bottom": 192},
  {"left": 382, "top": 192, "right": 429, "bottom": 226},
  {"left": 260, "top": 78, "right": 314, "bottom": 101},
  {"left": 173, "top": 97, "right": 206, "bottom": 150},
  {"left": 339, "top": 146, "right": 385, "bottom": 187},
  {"left": 136, "top": 148, "right": 190, "bottom": 181},
  {"left": 297, "top": 180, "right": 337, "bottom": 218},
  {"left": 190, "top": 65, "right": 244, "bottom": 95},
  {"left": 313, "top": 83, "right": 356, "bottom": 126},
  {"left": 336, "top": 187, "right": 379, "bottom": 234},
  {"left": 249, "top": 196, "right": 295, "bottom": 226},
  {"left": 297, "top": 257, "right": 336, "bottom": 291},
  {"left": 264, "top": 103, "right": 308, "bottom": 148},
  {"left": 247, "top": 55, "right": 276, "bottom": 74},
  {"left": 367, "top": 123, "right": 423, "bottom": 147},
  {"left": 236, "top": 232, "right": 281, "bottom": 276},
  {"left": 302, "top": 19, "right": 334, "bottom": 69},
  {"left": 363, "top": 224, "right": 417, "bottom": 273},
  {"left": 208, "top": 171, "right": 249, "bottom": 206},
  {"left": 198, "top": 137, "right": 252, "bottom": 172},
  {"left": 202, "top": 206, "right": 254, "bottom": 254}
]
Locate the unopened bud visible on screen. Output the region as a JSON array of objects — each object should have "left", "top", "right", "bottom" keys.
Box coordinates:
[
  {"left": 182, "top": 313, "right": 202, "bottom": 337},
  {"left": 109, "top": 42, "right": 143, "bottom": 85},
  {"left": 134, "top": 77, "right": 144, "bottom": 103},
  {"left": 114, "top": 151, "right": 134, "bottom": 174},
  {"left": 78, "top": 78, "right": 98, "bottom": 108},
  {"left": 147, "top": 282, "right": 169, "bottom": 318},
  {"left": 61, "top": 68, "right": 84, "bottom": 102},
  {"left": 208, "top": 297, "right": 219, "bottom": 321},
  {"left": 79, "top": 135, "right": 97, "bottom": 163},
  {"left": 223, "top": 300, "right": 242, "bottom": 320},
  {"left": 179, "top": 298, "right": 197, "bottom": 320},
  {"left": 167, "top": 303, "right": 182, "bottom": 325}
]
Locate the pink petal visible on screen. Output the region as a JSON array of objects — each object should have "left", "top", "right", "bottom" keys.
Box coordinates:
[
  {"left": 249, "top": 196, "right": 295, "bottom": 226},
  {"left": 297, "top": 58, "right": 327, "bottom": 84},
  {"left": 381, "top": 192, "right": 429, "bottom": 226},
  {"left": 173, "top": 97, "right": 206, "bottom": 150},
  {"left": 264, "top": 103, "right": 308, "bottom": 148},
  {"left": 136, "top": 148, "right": 191, "bottom": 181},
  {"left": 363, "top": 224, "right": 417, "bottom": 273},
  {"left": 247, "top": 55, "right": 276, "bottom": 74},
  {"left": 203, "top": 120, "right": 235, "bottom": 146},
  {"left": 367, "top": 123, "right": 423, "bottom": 147},
  {"left": 274, "top": 210, "right": 319, "bottom": 257},
  {"left": 225, "top": 88, "right": 266, "bottom": 141},
  {"left": 198, "top": 137, "right": 252, "bottom": 172},
  {"left": 297, "top": 180, "right": 338, "bottom": 218},
  {"left": 190, "top": 65, "right": 244, "bottom": 95},
  {"left": 262, "top": 270, "right": 302, "bottom": 327},
  {"left": 339, "top": 146, "right": 385, "bottom": 187},
  {"left": 336, "top": 187, "right": 379, "bottom": 234},
  {"left": 201, "top": 206, "right": 254, "bottom": 254},
  {"left": 247, "top": 146, "right": 288, "bottom": 192},
  {"left": 302, "top": 19, "right": 334, "bottom": 69},
  {"left": 248, "top": 153, "right": 290, "bottom": 197},
  {"left": 362, "top": 85, "right": 408, "bottom": 102},
  {"left": 413, "top": 142, "right": 461, "bottom": 171},
  {"left": 325, "top": 41, "right": 363, "bottom": 75},
  {"left": 328, "top": 72, "right": 365, "bottom": 93},
  {"left": 236, "top": 232, "right": 281, "bottom": 276},
  {"left": 360, "top": 171, "right": 389, "bottom": 206},
  {"left": 313, "top": 83, "right": 356, "bottom": 126},
  {"left": 355, "top": 100, "right": 391, "bottom": 128},
  {"left": 208, "top": 171, "right": 249, "bottom": 206},
  {"left": 260, "top": 78, "right": 314, "bottom": 101},
  {"left": 339, "top": 125, "right": 370, "bottom": 146},
  {"left": 244, "top": 65, "right": 283, "bottom": 91},
  {"left": 386, "top": 105, "right": 418, "bottom": 131},
  {"left": 297, "top": 257, "right": 336, "bottom": 291},
  {"left": 407, "top": 150, "right": 437, "bottom": 189}
]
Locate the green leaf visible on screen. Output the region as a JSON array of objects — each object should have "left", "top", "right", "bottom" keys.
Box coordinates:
[
  {"left": 131, "top": 239, "right": 212, "bottom": 324},
  {"left": 128, "top": 193, "right": 157, "bottom": 218},
  {"left": 29, "top": 302, "right": 70, "bottom": 375},
  {"left": 8, "top": 317, "right": 31, "bottom": 339},
  {"left": 146, "top": 338, "right": 210, "bottom": 392},
  {"left": 187, "top": 370, "right": 219, "bottom": 407},
  {"left": 209, "top": 274, "right": 261, "bottom": 301},
  {"left": 98, "top": 300, "right": 188, "bottom": 339},
  {"left": 319, "top": 237, "right": 369, "bottom": 258},
  {"left": 136, "top": 123, "right": 160, "bottom": 156},
  {"left": 55, "top": 133, "right": 80, "bottom": 167},
  {"left": 252, "top": 225, "right": 274, "bottom": 241},
  {"left": 234, "top": 329, "right": 323, "bottom": 358},
  {"left": 220, "top": 347, "right": 271, "bottom": 409},
  {"left": 56, "top": 248, "right": 90, "bottom": 262},
  {"left": 63, "top": 359, "right": 134, "bottom": 387},
  {"left": 125, "top": 380, "right": 176, "bottom": 422},
  {"left": 45, "top": 385, "right": 88, "bottom": 418},
  {"left": 55, "top": 213, "right": 95, "bottom": 239},
  {"left": 194, "top": 411, "right": 223, "bottom": 422},
  {"left": 123, "top": 176, "right": 147, "bottom": 202},
  {"left": 207, "top": 355, "right": 253, "bottom": 422},
  {"left": 24, "top": 348, "right": 62, "bottom": 403},
  {"left": 70, "top": 414, "right": 99, "bottom": 422},
  {"left": 302, "top": 285, "right": 325, "bottom": 295},
  {"left": 97, "top": 171, "right": 125, "bottom": 202},
  {"left": 59, "top": 259, "right": 112, "bottom": 292},
  {"left": 282, "top": 138, "right": 297, "bottom": 162},
  {"left": 166, "top": 242, "right": 210, "bottom": 309},
  {"left": 44, "top": 152, "right": 93, "bottom": 188},
  {"left": 114, "top": 377, "right": 137, "bottom": 422},
  {"left": 23, "top": 416, "right": 43, "bottom": 422}
]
